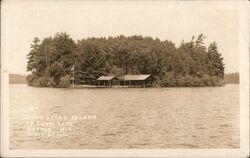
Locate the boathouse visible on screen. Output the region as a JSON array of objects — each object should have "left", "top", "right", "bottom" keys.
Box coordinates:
[
  {"left": 96, "top": 76, "right": 119, "bottom": 86},
  {"left": 119, "top": 74, "right": 154, "bottom": 87}
]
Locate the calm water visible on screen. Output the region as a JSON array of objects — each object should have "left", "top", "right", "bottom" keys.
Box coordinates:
[{"left": 10, "top": 84, "right": 239, "bottom": 149}]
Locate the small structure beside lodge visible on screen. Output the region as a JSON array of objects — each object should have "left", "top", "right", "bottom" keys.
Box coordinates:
[
  {"left": 96, "top": 74, "right": 154, "bottom": 88},
  {"left": 96, "top": 76, "right": 119, "bottom": 87}
]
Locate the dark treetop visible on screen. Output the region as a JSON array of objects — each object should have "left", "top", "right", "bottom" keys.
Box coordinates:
[{"left": 26, "top": 32, "right": 224, "bottom": 88}]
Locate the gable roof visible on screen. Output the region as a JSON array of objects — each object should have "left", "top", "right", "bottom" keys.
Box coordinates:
[
  {"left": 97, "top": 76, "right": 117, "bottom": 81},
  {"left": 123, "top": 75, "right": 151, "bottom": 81}
]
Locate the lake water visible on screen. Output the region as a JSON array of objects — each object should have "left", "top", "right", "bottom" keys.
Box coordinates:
[{"left": 10, "top": 84, "right": 239, "bottom": 149}]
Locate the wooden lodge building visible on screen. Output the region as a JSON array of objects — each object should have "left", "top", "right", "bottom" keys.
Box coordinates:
[{"left": 96, "top": 74, "right": 154, "bottom": 87}]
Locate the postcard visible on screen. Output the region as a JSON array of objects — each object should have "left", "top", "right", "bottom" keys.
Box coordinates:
[{"left": 1, "top": 0, "right": 249, "bottom": 157}]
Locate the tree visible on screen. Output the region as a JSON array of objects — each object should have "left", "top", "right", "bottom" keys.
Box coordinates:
[
  {"left": 27, "top": 37, "right": 40, "bottom": 72},
  {"left": 76, "top": 40, "right": 110, "bottom": 84},
  {"left": 27, "top": 33, "right": 78, "bottom": 87},
  {"left": 207, "top": 42, "right": 224, "bottom": 78}
]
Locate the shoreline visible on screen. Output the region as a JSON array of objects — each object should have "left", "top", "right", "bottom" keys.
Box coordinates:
[{"left": 8, "top": 83, "right": 240, "bottom": 89}]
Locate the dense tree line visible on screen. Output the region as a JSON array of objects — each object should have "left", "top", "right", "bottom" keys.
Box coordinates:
[{"left": 26, "top": 32, "right": 224, "bottom": 87}]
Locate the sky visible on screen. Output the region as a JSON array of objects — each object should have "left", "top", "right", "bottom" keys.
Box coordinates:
[{"left": 2, "top": 0, "right": 239, "bottom": 75}]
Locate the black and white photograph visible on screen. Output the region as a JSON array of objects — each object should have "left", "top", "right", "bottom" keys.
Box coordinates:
[{"left": 1, "top": 0, "right": 249, "bottom": 157}]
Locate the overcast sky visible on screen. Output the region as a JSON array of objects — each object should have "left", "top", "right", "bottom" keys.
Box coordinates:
[{"left": 2, "top": 1, "right": 239, "bottom": 74}]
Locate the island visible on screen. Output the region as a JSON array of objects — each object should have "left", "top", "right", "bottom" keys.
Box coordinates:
[{"left": 26, "top": 32, "right": 225, "bottom": 88}]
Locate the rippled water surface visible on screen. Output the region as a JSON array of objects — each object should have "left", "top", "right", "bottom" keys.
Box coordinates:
[{"left": 10, "top": 84, "right": 239, "bottom": 149}]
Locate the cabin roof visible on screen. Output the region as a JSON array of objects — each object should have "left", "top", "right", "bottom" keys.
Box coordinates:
[
  {"left": 97, "top": 76, "right": 117, "bottom": 81},
  {"left": 123, "top": 74, "right": 151, "bottom": 81}
]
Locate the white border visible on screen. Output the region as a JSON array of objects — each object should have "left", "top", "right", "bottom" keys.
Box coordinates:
[{"left": 1, "top": 1, "right": 249, "bottom": 157}]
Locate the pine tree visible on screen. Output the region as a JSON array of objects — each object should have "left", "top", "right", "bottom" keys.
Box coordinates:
[
  {"left": 27, "top": 37, "right": 40, "bottom": 72},
  {"left": 207, "top": 42, "right": 224, "bottom": 78}
]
